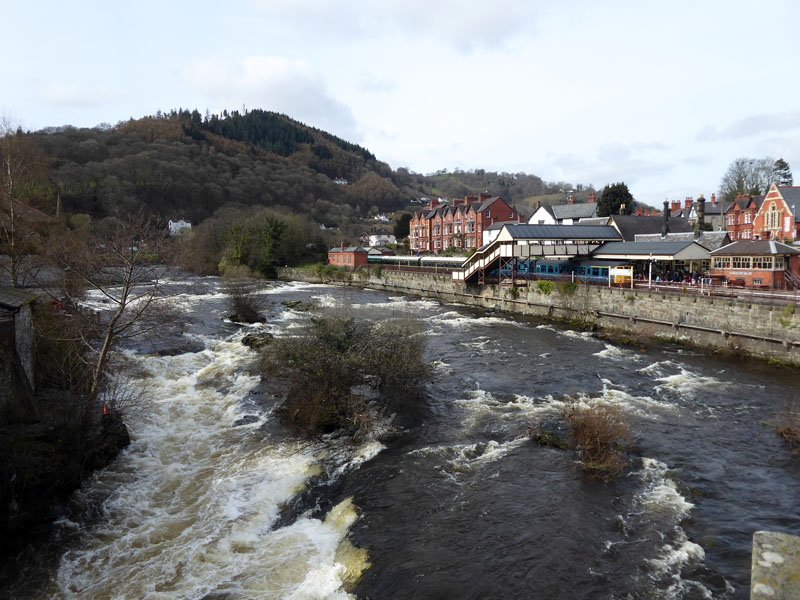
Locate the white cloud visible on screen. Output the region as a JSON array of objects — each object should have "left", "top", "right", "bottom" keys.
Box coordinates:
[{"left": 181, "top": 55, "right": 359, "bottom": 141}]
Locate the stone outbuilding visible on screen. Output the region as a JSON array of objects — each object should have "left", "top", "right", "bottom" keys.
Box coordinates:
[
  {"left": 0, "top": 287, "right": 38, "bottom": 423},
  {"left": 328, "top": 243, "right": 369, "bottom": 269}
]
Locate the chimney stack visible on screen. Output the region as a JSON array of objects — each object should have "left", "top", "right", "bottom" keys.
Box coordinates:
[
  {"left": 711, "top": 193, "right": 716, "bottom": 206},
  {"left": 588, "top": 191, "right": 596, "bottom": 204},
  {"left": 671, "top": 201, "right": 681, "bottom": 213},
  {"left": 479, "top": 193, "right": 491, "bottom": 202},
  {"left": 536, "top": 199, "right": 541, "bottom": 210},
  {"left": 619, "top": 202, "right": 627, "bottom": 215},
  {"left": 685, "top": 197, "right": 693, "bottom": 211},
  {"left": 341, "top": 241, "right": 346, "bottom": 251},
  {"left": 567, "top": 194, "right": 575, "bottom": 205},
  {"left": 696, "top": 194, "right": 706, "bottom": 232},
  {"left": 429, "top": 198, "right": 440, "bottom": 209},
  {"left": 662, "top": 200, "right": 670, "bottom": 237},
  {"left": 635, "top": 207, "right": 643, "bottom": 216}
]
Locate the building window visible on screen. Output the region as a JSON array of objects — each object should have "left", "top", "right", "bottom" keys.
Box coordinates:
[
  {"left": 732, "top": 256, "right": 751, "bottom": 269},
  {"left": 768, "top": 203, "right": 779, "bottom": 229},
  {"left": 775, "top": 256, "right": 785, "bottom": 270},
  {"left": 728, "top": 214, "right": 736, "bottom": 226},
  {"left": 753, "top": 279, "right": 762, "bottom": 286},
  {"left": 753, "top": 256, "right": 772, "bottom": 269},
  {"left": 744, "top": 212, "right": 752, "bottom": 224}
]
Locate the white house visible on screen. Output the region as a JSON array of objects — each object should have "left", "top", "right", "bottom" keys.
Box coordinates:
[
  {"left": 168, "top": 219, "right": 192, "bottom": 236},
  {"left": 527, "top": 202, "right": 597, "bottom": 226},
  {"left": 368, "top": 229, "right": 396, "bottom": 247}
]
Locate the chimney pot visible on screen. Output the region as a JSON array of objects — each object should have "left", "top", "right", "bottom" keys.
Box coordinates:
[{"left": 588, "top": 191, "right": 596, "bottom": 204}]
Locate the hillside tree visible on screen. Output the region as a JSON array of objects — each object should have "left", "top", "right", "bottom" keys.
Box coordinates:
[
  {"left": 772, "top": 158, "right": 793, "bottom": 186},
  {"left": 597, "top": 182, "right": 634, "bottom": 217},
  {"left": 0, "top": 122, "right": 48, "bottom": 286}
]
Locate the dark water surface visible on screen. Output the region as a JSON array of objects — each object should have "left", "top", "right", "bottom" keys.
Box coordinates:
[{"left": 3, "top": 279, "right": 798, "bottom": 599}]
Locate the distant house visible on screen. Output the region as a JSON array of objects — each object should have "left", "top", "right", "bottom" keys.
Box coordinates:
[
  {"left": 368, "top": 229, "right": 396, "bottom": 247},
  {"left": 527, "top": 195, "right": 598, "bottom": 225},
  {"left": 168, "top": 219, "right": 192, "bottom": 236},
  {"left": 710, "top": 240, "right": 800, "bottom": 288},
  {"left": 409, "top": 194, "right": 523, "bottom": 253},
  {"left": 328, "top": 243, "right": 369, "bottom": 269},
  {"left": 333, "top": 178, "right": 348, "bottom": 185},
  {"left": 724, "top": 194, "right": 763, "bottom": 240}
]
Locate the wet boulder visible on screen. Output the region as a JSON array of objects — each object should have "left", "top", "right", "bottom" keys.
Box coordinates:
[{"left": 242, "top": 332, "right": 273, "bottom": 350}]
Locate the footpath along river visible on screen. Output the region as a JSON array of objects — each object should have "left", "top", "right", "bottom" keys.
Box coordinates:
[{"left": 3, "top": 279, "right": 799, "bottom": 599}]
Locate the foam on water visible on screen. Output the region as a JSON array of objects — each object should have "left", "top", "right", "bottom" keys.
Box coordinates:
[
  {"left": 50, "top": 327, "right": 370, "bottom": 599},
  {"left": 594, "top": 343, "right": 640, "bottom": 361},
  {"left": 653, "top": 367, "right": 725, "bottom": 398},
  {"left": 623, "top": 458, "right": 712, "bottom": 599}
]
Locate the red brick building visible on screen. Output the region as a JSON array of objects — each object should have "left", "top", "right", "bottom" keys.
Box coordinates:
[
  {"left": 328, "top": 243, "right": 369, "bottom": 269},
  {"left": 710, "top": 240, "right": 800, "bottom": 288},
  {"left": 752, "top": 184, "right": 800, "bottom": 243},
  {"left": 725, "top": 194, "right": 762, "bottom": 240},
  {"left": 410, "top": 195, "right": 522, "bottom": 253}
]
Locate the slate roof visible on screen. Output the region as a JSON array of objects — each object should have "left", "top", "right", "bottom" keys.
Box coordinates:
[
  {"left": 777, "top": 186, "right": 800, "bottom": 222},
  {"left": 579, "top": 217, "right": 612, "bottom": 226},
  {"left": 710, "top": 240, "right": 800, "bottom": 256},
  {"left": 551, "top": 203, "right": 598, "bottom": 220},
  {"left": 503, "top": 224, "right": 621, "bottom": 240},
  {"left": 0, "top": 287, "right": 37, "bottom": 311},
  {"left": 635, "top": 231, "right": 731, "bottom": 251},
  {"left": 611, "top": 215, "right": 692, "bottom": 241},
  {"left": 593, "top": 241, "right": 701, "bottom": 256},
  {"left": 329, "top": 245, "right": 369, "bottom": 253}
]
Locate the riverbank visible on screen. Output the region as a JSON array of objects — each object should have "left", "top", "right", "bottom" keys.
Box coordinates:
[
  {"left": 0, "top": 412, "right": 130, "bottom": 583},
  {"left": 280, "top": 267, "right": 800, "bottom": 366}
]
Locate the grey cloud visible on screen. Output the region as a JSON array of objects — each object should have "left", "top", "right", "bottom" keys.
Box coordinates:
[
  {"left": 697, "top": 110, "right": 800, "bottom": 141},
  {"left": 248, "top": 0, "right": 543, "bottom": 52},
  {"left": 182, "top": 56, "right": 360, "bottom": 142}
]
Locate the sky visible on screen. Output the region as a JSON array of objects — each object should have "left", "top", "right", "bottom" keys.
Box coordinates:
[{"left": 4, "top": 0, "right": 800, "bottom": 208}]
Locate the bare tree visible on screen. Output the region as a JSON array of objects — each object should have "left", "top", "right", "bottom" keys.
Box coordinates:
[
  {"left": 0, "top": 120, "right": 49, "bottom": 287},
  {"left": 44, "top": 212, "right": 173, "bottom": 410},
  {"left": 718, "top": 157, "right": 774, "bottom": 203}
]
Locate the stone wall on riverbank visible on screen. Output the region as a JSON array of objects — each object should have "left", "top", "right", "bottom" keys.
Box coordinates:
[{"left": 280, "top": 268, "right": 800, "bottom": 366}]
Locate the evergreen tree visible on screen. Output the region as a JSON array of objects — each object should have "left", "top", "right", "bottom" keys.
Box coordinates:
[
  {"left": 773, "top": 158, "right": 793, "bottom": 186},
  {"left": 597, "top": 182, "right": 634, "bottom": 217}
]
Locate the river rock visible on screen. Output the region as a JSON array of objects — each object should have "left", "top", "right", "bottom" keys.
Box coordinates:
[{"left": 242, "top": 332, "right": 273, "bottom": 350}]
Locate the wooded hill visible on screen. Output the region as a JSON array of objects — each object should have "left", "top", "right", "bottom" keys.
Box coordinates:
[{"left": 27, "top": 109, "right": 580, "bottom": 226}]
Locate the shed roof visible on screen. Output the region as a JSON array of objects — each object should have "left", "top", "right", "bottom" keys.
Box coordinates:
[
  {"left": 635, "top": 231, "right": 731, "bottom": 251},
  {"left": 329, "top": 245, "right": 369, "bottom": 253},
  {"left": 610, "top": 215, "right": 692, "bottom": 241},
  {"left": 592, "top": 241, "right": 710, "bottom": 261},
  {"left": 500, "top": 224, "right": 622, "bottom": 241},
  {"left": 710, "top": 240, "right": 800, "bottom": 256},
  {"left": 0, "top": 287, "right": 37, "bottom": 311}
]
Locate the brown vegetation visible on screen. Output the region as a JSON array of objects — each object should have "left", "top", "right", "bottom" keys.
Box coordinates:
[
  {"left": 776, "top": 403, "right": 800, "bottom": 454},
  {"left": 564, "top": 402, "right": 631, "bottom": 478}
]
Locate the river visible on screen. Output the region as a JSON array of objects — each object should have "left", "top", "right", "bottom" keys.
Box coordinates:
[{"left": 3, "top": 278, "right": 799, "bottom": 599}]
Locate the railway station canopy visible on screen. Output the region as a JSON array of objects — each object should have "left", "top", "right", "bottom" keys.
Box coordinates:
[{"left": 591, "top": 240, "right": 711, "bottom": 261}]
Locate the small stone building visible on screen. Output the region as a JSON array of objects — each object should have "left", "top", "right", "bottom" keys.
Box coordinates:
[
  {"left": 328, "top": 243, "right": 369, "bottom": 269},
  {"left": 0, "top": 287, "right": 37, "bottom": 423}
]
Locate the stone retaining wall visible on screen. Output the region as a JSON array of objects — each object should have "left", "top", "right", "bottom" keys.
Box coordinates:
[{"left": 281, "top": 268, "right": 800, "bottom": 365}]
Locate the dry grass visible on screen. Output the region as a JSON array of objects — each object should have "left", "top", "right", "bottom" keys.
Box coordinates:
[
  {"left": 564, "top": 402, "right": 631, "bottom": 479},
  {"left": 776, "top": 403, "right": 800, "bottom": 454}
]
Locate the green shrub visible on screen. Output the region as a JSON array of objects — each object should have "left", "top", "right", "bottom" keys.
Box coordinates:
[
  {"left": 557, "top": 281, "right": 577, "bottom": 296},
  {"left": 536, "top": 280, "right": 553, "bottom": 295},
  {"left": 261, "top": 314, "right": 430, "bottom": 437}
]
